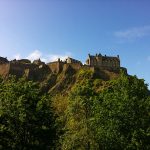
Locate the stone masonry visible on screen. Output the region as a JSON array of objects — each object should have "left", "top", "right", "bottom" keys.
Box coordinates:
[
  {"left": 0, "top": 53, "right": 125, "bottom": 79},
  {"left": 86, "top": 53, "right": 120, "bottom": 69}
]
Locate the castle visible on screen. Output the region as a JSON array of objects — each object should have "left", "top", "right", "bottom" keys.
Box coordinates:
[
  {"left": 0, "top": 53, "right": 125, "bottom": 80},
  {"left": 86, "top": 53, "right": 120, "bottom": 68}
]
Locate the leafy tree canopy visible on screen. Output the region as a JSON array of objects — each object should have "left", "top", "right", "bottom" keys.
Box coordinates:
[
  {"left": 0, "top": 76, "right": 56, "bottom": 149},
  {"left": 61, "top": 73, "right": 150, "bottom": 150}
]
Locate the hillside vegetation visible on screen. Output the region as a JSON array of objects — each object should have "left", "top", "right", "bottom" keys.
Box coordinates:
[{"left": 0, "top": 68, "right": 150, "bottom": 149}]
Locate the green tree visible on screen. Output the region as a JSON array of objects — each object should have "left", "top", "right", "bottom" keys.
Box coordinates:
[
  {"left": 0, "top": 76, "right": 56, "bottom": 149},
  {"left": 61, "top": 79, "right": 99, "bottom": 150},
  {"left": 60, "top": 72, "right": 150, "bottom": 150},
  {"left": 92, "top": 75, "right": 150, "bottom": 149}
]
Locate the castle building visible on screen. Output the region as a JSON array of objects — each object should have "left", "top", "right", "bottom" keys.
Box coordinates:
[
  {"left": 0, "top": 57, "right": 8, "bottom": 64},
  {"left": 0, "top": 53, "right": 124, "bottom": 79},
  {"left": 33, "top": 59, "right": 45, "bottom": 66},
  {"left": 86, "top": 53, "right": 120, "bottom": 68},
  {"left": 66, "top": 57, "right": 82, "bottom": 65}
]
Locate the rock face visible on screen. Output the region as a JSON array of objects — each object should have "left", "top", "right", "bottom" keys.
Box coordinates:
[{"left": 0, "top": 53, "right": 127, "bottom": 81}]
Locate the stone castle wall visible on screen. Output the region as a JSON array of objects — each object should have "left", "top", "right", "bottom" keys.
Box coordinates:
[
  {"left": 0, "top": 53, "right": 125, "bottom": 80},
  {"left": 0, "top": 57, "right": 8, "bottom": 64},
  {"left": 47, "top": 61, "right": 64, "bottom": 73},
  {"left": 9, "top": 62, "right": 39, "bottom": 78},
  {"left": 9, "top": 62, "right": 51, "bottom": 80},
  {"left": 63, "top": 63, "right": 82, "bottom": 71},
  {"left": 0, "top": 63, "right": 10, "bottom": 78}
]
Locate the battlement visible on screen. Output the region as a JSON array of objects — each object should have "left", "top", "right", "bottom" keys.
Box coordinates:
[{"left": 0, "top": 53, "right": 125, "bottom": 79}]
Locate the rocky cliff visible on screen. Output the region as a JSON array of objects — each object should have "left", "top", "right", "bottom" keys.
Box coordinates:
[{"left": 0, "top": 56, "right": 127, "bottom": 95}]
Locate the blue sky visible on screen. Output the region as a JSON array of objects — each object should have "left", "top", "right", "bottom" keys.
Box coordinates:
[{"left": 0, "top": 0, "right": 150, "bottom": 87}]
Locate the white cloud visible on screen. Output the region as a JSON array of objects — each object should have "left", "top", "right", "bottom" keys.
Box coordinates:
[
  {"left": 27, "top": 50, "right": 42, "bottom": 61},
  {"left": 41, "top": 52, "right": 72, "bottom": 63},
  {"left": 26, "top": 50, "right": 71, "bottom": 63},
  {"left": 44, "top": 54, "right": 67, "bottom": 62},
  {"left": 13, "top": 54, "right": 21, "bottom": 60},
  {"left": 114, "top": 26, "right": 150, "bottom": 40}
]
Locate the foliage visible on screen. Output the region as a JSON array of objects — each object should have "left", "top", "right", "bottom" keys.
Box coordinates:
[
  {"left": 59, "top": 72, "right": 150, "bottom": 150},
  {"left": 0, "top": 76, "right": 56, "bottom": 149},
  {"left": 92, "top": 75, "right": 150, "bottom": 149},
  {"left": 77, "top": 69, "right": 94, "bottom": 80},
  {"left": 0, "top": 70, "right": 150, "bottom": 150},
  {"left": 61, "top": 79, "right": 99, "bottom": 150}
]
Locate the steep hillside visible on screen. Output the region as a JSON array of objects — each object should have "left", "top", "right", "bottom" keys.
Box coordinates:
[
  {"left": 39, "top": 66, "right": 125, "bottom": 95},
  {"left": 1, "top": 64, "right": 150, "bottom": 150}
]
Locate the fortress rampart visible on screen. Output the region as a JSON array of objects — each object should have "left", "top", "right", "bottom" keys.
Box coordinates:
[
  {"left": 0, "top": 63, "right": 10, "bottom": 77},
  {"left": 0, "top": 53, "right": 126, "bottom": 80}
]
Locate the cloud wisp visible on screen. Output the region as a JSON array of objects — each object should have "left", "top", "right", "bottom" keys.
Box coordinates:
[
  {"left": 27, "top": 50, "right": 42, "bottom": 61},
  {"left": 13, "top": 54, "right": 21, "bottom": 60},
  {"left": 114, "top": 26, "right": 150, "bottom": 40},
  {"left": 43, "top": 53, "right": 71, "bottom": 63},
  {"left": 13, "top": 50, "right": 71, "bottom": 63}
]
